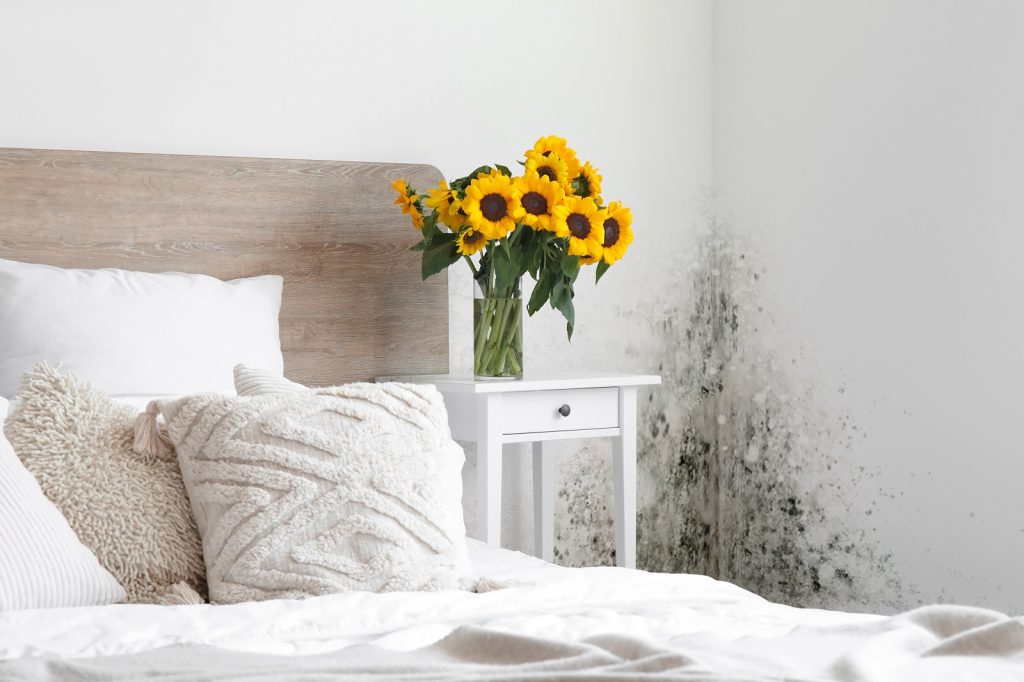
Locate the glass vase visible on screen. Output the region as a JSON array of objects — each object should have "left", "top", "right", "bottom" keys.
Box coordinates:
[{"left": 473, "top": 279, "right": 523, "bottom": 379}]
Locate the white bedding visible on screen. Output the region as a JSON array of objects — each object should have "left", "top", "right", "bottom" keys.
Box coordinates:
[
  {"left": 0, "top": 541, "right": 860, "bottom": 659},
  {"left": 1, "top": 541, "right": 1021, "bottom": 680}
]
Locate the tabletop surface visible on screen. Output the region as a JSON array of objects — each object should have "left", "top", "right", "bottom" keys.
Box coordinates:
[{"left": 380, "top": 372, "right": 662, "bottom": 394}]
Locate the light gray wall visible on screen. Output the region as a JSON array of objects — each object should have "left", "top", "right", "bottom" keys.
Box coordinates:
[{"left": 712, "top": 0, "right": 1024, "bottom": 612}]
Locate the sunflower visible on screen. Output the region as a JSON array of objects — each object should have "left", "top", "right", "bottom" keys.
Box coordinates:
[
  {"left": 578, "top": 253, "right": 601, "bottom": 265},
  {"left": 462, "top": 171, "right": 517, "bottom": 239},
  {"left": 524, "top": 150, "right": 570, "bottom": 190},
  {"left": 392, "top": 178, "right": 424, "bottom": 230},
  {"left": 456, "top": 227, "right": 488, "bottom": 256},
  {"left": 408, "top": 204, "right": 424, "bottom": 229},
  {"left": 598, "top": 201, "right": 634, "bottom": 264},
  {"left": 423, "top": 179, "right": 467, "bottom": 229},
  {"left": 531, "top": 135, "right": 581, "bottom": 177},
  {"left": 552, "top": 196, "right": 604, "bottom": 258},
  {"left": 571, "top": 161, "right": 603, "bottom": 204},
  {"left": 511, "top": 171, "right": 564, "bottom": 232}
]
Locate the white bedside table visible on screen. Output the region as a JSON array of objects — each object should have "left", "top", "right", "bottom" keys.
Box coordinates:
[{"left": 385, "top": 373, "right": 660, "bottom": 568}]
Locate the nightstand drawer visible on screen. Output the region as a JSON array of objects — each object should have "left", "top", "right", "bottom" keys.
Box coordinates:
[{"left": 502, "top": 387, "right": 619, "bottom": 434}]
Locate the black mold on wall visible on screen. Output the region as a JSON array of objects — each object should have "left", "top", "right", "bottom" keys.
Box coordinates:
[
  {"left": 553, "top": 443, "right": 616, "bottom": 566},
  {"left": 623, "top": 215, "right": 908, "bottom": 611}
]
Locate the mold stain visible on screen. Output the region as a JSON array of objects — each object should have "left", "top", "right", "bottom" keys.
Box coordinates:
[
  {"left": 555, "top": 209, "right": 908, "bottom": 612},
  {"left": 553, "top": 442, "right": 616, "bottom": 567}
]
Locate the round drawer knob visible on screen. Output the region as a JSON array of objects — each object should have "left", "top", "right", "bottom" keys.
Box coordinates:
[{"left": 558, "top": 404, "right": 571, "bottom": 417}]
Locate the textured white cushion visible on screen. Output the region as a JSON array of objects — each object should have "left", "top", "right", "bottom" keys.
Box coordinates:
[
  {"left": 0, "top": 426, "right": 126, "bottom": 610},
  {"left": 0, "top": 258, "right": 284, "bottom": 402},
  {"left": 158, "top": 383, "right": 470, "bottom": 604}
]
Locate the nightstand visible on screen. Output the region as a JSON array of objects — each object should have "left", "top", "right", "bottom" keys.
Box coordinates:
[{"left": 384, "top": 373, "right": 660, "bottom": 568}]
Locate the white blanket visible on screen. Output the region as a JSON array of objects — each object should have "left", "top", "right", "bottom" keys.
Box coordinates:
[{"left": 1, "top": 541, "right": 1021, "bottom": 680}]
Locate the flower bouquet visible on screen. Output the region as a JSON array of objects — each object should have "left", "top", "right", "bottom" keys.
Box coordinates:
[{"left": 392, "top": 135, "right": 633, "bottom": 379}]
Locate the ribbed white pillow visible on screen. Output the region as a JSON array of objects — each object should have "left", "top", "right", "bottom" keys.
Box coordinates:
[
  {"left": 0, "top": 429, "right": 126, "bottom": 610},
  {"left": 233, "top": 364, "right": 307, "bottom": 396},
  {"left": 0, "top": 258, "right": 284, "bottom": 403}
]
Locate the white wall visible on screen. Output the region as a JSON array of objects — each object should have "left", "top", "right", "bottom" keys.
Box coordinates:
[
  {"left": 0, "top": 0, "right": 713, "bottom": 553},
  {"left": 714, "top": 0, "right": 1024, "bottom": 611}
]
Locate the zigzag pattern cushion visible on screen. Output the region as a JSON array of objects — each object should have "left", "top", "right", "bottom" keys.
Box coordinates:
[{"left": 158, "top": 383, "right": 470, "bottom": 604}]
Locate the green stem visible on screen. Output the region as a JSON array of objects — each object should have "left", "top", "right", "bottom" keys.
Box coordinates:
[
  {"left": 474, "top": 273, "right": 525, "bottom": 377},
  {"left": 463, "top": 255, "right": 478, "bottom": 279},
  {"left": 486, "top": 298, "right": 508, "bottom": 374},
  {"left": 492, "top": 297, "right": 521, "bottom": 376},
  {"left": 473, "top": 307, "right": 488, "bottom": 373}
]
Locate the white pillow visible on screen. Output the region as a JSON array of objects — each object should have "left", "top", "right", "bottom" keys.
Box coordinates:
[
  {"left": 0, "top": 428, "right": 126, "bottom": 610},
  {"left": 0, "top": 258, "right": 284, "bottom": 403}
]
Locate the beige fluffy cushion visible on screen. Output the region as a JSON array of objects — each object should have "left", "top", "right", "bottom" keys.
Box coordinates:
[
  {"left": 158, "top": 382, "right": 470, "bottom": 604},
  {"left": 4, "top": 364, "right": 206, "bottom": 603}
]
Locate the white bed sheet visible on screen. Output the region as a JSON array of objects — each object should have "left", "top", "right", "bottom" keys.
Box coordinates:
[
  {"left": 4, "top": 542, "right": 1024, "bottom": 679},
  {"left": 0, "top": 540, "right": 877, "bottom": 661}
]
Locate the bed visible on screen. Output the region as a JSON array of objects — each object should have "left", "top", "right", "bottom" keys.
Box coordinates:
[{"left": 0, "top": 147, "right": 1020, "bottom": 681}]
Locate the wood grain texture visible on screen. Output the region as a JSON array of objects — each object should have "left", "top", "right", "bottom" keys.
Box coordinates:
[{"left": 0, "top": 147, "right": 448, "bottom": 385}]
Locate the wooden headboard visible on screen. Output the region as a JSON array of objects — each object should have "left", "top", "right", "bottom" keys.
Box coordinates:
[{"left": 0, "top": 147, "right": 448, "bottom": 385}]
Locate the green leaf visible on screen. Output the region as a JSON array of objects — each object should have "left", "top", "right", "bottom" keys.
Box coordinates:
[
  {"left": 421, "top": 232, "right": 460, "bottom": 280},
  {"left": 560, "top": 254, "right": 580, "bottom": 278},
  {"left": 421, "top": 211, "right": 441, "bottom": 242},
  {"left": 527, "top": 272, "right": 554, "bottom": 316},
  {"left": 550, "top": 280, "right": 576, "bottom": 341},
  {"left": 595, "top": 260, "right": 611, "bottom": 283},
  {"left": 495, "top": 164, "right": 512, "bottom": 177},
  {"left": 448, "top": 166, "right": 493, "bottom": 190},
  {"left": 520, "top": 230, "right": 543, "bottom": 279},
  {"left": 410, "top": 240, "right": 427, "bottom": 252},
  {"left": 492, "top": 243, "right": 517, "bottom": 293}
]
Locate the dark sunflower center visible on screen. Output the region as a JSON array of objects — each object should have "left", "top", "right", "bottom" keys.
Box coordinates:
[
  {"left": 463, "top": 231, "right": 483, "bottom": 245},
  {"left": 480, "top": 193, "right": 507, "bottom": 222},
  {"left": 602, "top": 218, "right": 620, "bottom": 247},
  {"left": 536, "top": 165, "right": 557, "bottom": 182},
  {"left": 566, "top": 213, "right": 591, "bottom": 239},
  {"left": 521, "top": 191, "right": 548, "bottom": 216}
]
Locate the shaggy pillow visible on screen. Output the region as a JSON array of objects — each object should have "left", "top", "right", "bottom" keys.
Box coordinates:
[
  {"left": 156, "top": 382, "right": 470, "bottom": 604},
  {"left": 4, "top": 364, "right": 206, "bottom": 603}
]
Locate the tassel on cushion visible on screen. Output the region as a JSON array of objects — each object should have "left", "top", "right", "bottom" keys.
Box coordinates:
[
  {"left": 133, "top": 401, "right": 174, "bottom": 462},
  {"left": 156, "top": 581, "right": 205, "bottom": 606}
]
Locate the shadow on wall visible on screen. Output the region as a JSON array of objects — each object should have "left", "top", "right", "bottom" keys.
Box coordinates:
[{"left": 562, "top": 208, "right": 908, "bottom": 612}]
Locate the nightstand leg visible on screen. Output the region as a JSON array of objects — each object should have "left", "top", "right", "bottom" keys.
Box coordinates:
[
  {"left": 532, "top": 441, "right": 555, "bottom": 562},
  {"left": 612, "top": 387, "right": 638, "bottom": 568},
  {"left": 476, "top": 394, "right": 503, "bottom": 547}
]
